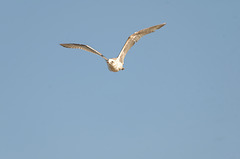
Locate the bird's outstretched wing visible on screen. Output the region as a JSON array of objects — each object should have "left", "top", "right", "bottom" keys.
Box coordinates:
[
  {"left": 117, "top": 23, "right": 166, "bottom": 63},
  {"left": 60, "top": 43, "right": 108, "bottom": 61}
]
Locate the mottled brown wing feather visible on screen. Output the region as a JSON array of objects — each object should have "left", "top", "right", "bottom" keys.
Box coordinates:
[
  {"left": 117, "top": 23, "right": 166, "bottom": 63},
  {"left": 60, "top": 43, "right": 108, "bottom": 61}
]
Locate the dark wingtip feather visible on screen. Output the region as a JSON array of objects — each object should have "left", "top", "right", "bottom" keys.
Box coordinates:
[{"left": 60, "top": 43, "right": 67, "bottom": 47}]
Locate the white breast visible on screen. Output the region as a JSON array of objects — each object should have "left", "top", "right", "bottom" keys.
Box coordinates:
[{"left": 107, "top": 59, "right": 123, "bottom": 72}]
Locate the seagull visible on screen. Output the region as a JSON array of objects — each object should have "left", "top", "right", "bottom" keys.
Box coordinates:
[{"left": 60, "top": 23, "right": 166, "bottom": 72}]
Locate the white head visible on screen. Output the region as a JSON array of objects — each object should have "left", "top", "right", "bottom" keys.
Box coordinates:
[
  {"left": 108, "top": 59, "right": 115, "bottom": 64},
  {"left": 107, "top": 58, "right": 117, "bottom": 65}
]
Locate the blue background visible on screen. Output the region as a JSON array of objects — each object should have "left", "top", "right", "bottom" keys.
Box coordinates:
[{"left": 1, "top": 0, "right": 240, "bottom": 159}]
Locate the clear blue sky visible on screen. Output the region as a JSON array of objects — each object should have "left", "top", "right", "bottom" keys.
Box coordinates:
[{"left": 0, "top": 0, "right": 240, "bottom": 159}]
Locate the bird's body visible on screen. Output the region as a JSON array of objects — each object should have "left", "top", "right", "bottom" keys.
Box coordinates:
[
  {"left": 107, "top": 58, "right": 124, "bottom": 72},
  {"left": 60, "top": 23, "right": 166, "bottom": 72}
]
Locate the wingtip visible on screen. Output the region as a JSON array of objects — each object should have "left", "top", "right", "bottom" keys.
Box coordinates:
[
  {"left": 60, "top": 43, "right": 66, "bottom": 48},
  {"left": 163, "top": 22, "right": 166, "bottom": 25}
]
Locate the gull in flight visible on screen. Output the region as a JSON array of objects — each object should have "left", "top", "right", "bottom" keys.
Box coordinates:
[{"left": 60, "top": 23, "right": 166, "bottom": 72}]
